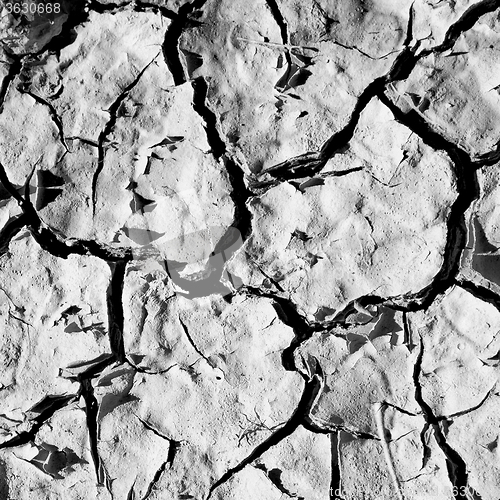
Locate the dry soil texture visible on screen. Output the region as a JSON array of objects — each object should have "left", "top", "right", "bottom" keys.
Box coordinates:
[{"left": 1, "top": 0, "right": 500, "bottom": 499}]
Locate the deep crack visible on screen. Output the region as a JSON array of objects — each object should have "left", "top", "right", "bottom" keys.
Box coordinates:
[
  {"left": 92, "top": 57, "right": 157, "bottom": 215},
  {"left": 413, "top": 336, "right": 478, "bottom": 499},
  {"left": 206, "top": 371, "right": 323, "bottom": 499}
]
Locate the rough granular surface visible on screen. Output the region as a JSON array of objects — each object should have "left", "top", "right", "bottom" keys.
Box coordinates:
[{"left": 0, "top": 0, "right": 500, "bottom": 499}]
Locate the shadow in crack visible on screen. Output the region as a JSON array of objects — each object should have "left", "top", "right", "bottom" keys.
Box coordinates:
[
  {"left": 0, "top": 460, "right": 9, "bottom": 498},
  {"left": 472, "top": 217, "right": 500, "bottom": 286},
  {"left": 130, "top": 225, "right": 245, "bottom": 299}
]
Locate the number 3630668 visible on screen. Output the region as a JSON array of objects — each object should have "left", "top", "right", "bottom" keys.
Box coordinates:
[{"left": 4, "top": 3, "right": 61, "bottom": 14}]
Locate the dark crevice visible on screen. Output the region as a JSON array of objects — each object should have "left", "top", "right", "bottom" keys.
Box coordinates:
[
  {"left": 24, "top": 91, "right": 69, "bottom": 151},
  {"left": 92, "top": 57, "right": 156, "bottom": 214},
  {"left": 133, "top": 1, "right": 177, "bottom": 18},
  {"left": 0, "top": 214, "right": 27, "bottom": 256},
  {"left": 254, "top": 463, "right": 302, "bottom": 499},
  {"left": 79, "top": 378, "right": 105, "bottom": 485},
  {"left": 221, "top": 157, "right": 253, "bottom": 243},
  {"left": 265, "top": 0, "right": 289, "bottom": 47},
  {"left": 0, "top": 161, "right": 133, "bottom": 261},
  {"left": 238, "top": 286, "right": 315, "bottom": 372},
  {"left": 190, "top": 75, "right": 254, "bottom": 263},
  {"left": 302, "top": 418, "right": 380, "bottom": 440},
  {"left": 191, "top": 77, "right": 226, "bottom": 159},
  {"left": 86, "top": 0, "right": 127, "bottom": 12},
  {"left": 87, "top": 0, "right": 176, "bottom": 17},
  {"left": 265, "top": 0, "right": 499, "bottom": 184},
  {"left": 265, "top": 0, "right": 293, "bottom": 94},
  {"left": 455, "top": 278, "right": 500, "bottom": 310},
  {"left": 141, "top": 461, "right": 169, "bottom": 500},
  {"left": 0, "top": 394, "right": 77, "bottom": 450},
  {"left": 32, "top": 1, "right": 90, "bottom": 58},
  {"left": 137, "top": 417, "right": 182, "bottom": 469},
  {"left": 136, "top": 419, "right": 182, "bottom": 498},
  {"left": 331, "top": 40, "right": 384, "bottom": 60},
  {"left": 378, "top": 93, "right": 479, "bottom": 311},
  {"left": 474, "top": 140, "right": 500, "bottom": 167},
  {"left": 107, "top": 260, "right": 129, "bottom": 363},
  {"left": 382, "top": 401, "right": 420, "bottom": 417},
  {"left": 126, "top": 359, "right": 178, "bottom": 376},
  {"left": 59, "top": 353, "right": 116, "bottom": 382},
  {"left": 252, "top": 166, "right": 364, "bottom": 194},
  {"left": 413, "top": 337, "right": 477, "bottom": 499},
  {"left": 439, "top": 386, "right": 494, "bottom": 421},
  {"left": 137, "top": 416, "right": 173, "bottom": 442},
  {"left": 206, "top": 372, "right": 323, "bottom": 499},
  {"left": 265, "top": 41, "right": 421, "bottom": 181},
  {"left": 402, "top": 311, "right": 418, "bottom": 352},
  {"left": 178, "top": 317, "right": 213, "bottom": 367},
  {"left": 421, "top": 0, "right": 500, "bottom": 57},
  {"left": 330, "top": 432, "right": 342, "bottom": 500},
  {"left": 403, "top": 3, "right": 415, "bottom": 47},
  {"left": 0, "top": 55, "right": 24, "bottom": 113},
  {"left": 163, "top": 0, "right": 208, "bottom": 86}
]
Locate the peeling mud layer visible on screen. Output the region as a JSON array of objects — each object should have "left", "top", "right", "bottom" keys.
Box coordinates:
[{"left": 1, "top": 0, "right": 500, "bottom": 499}]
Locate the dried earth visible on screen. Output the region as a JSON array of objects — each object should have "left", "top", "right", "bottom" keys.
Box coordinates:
[{"left": 1, "top": 0, "right": 500, "bottom": 499}]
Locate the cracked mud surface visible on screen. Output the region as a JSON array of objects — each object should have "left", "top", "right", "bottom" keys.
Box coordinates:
[{"left": 1, "top": 0, "right": 500, "bottom": 498}]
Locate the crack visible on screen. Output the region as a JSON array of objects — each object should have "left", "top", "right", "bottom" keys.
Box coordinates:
[
  {"left": 206, "top": 371, "right": 323, "bottom": 499},
  {"left": 178, "top": 317, "right": 213, "bottom": 367},
  {"left": 455, "top": 278, "right": 500, "bottom": 311},
  {"left": 79, "top": 378, "right": 106, "bottom": 485},
  {"left": 126, "top": 359, "right": 178, "bottom": 376},
  {"left": 413, "top": 337, "right": 478, "bottom": 498},
  {"left": 134, "top": 418, "right": 183, "bottom": 499},
  {"left": 331, "top": 40, "right": 398, "bottom": 61},
  {"left": 403, "top": 3, "right": 415, "bottom": 48},
  {"left": 0, "top": 160, "right": 133, "bottom": 261},
  {"left": 438, "top": 386, "right": 495, "bottom": 421},
  {"left": 474, "top": 139, "right": 500, "bottom": 167},
  {"left": 378, "top": 93, "right": 478, "bottom": 311},
  {"left": 0, "top": 55, "right": 24, "bottom": 113},
  {"left": 92, "top": 56, "right": 157, "bottom": 215},
  {"left": 107, "top": 260, "right": 129, "bottom": 364},
  {"left": 330, "top": 431, "right": 342, "bottom": 500},
  {"left": 0, "top": 214, "right": 27, "bottom": 256},
  {"left": 264, "top": 0, "right": 500, "bottom": 184},
  {"left": 421, "top": 0, "right": 500, "bottom": 57},
  {"left": 253, "top": 463, "right": 303, "bottom": 499},
  {"left": 134, "top": 0, "right": 177, "bottom": 18},
  {"left": 141, "top": 460, "right": 169, "bottom": 500},
  {"left": 264, "top": 0, "right": 294, "bottom": 94},
  {"left": 137, "top": 416, "right": 172, "bottom": 442},
  {"left": 303, "top": 417, "right": 380, "bottom": 440},
  {"left": 34, "top": 4, "right": 88, "bottom": 57},
  {"left": 381, "top": 401, "right": 420, "bottom": 417},
  {"left": 66, "top": 136, "right": 99, "bottom": 148},
  {"left": 86, "top": 0, "right": 129, "bottom": 12},
  {"left": 24, "top": 91, "right": 69, "bottom": 151},
  {"left": 127, "top": 479, "right": 137, "bottom": 500},
  {"left": 191, "top": 77, "right": 226, "bottom": 159},
  {"left": 402, "top": 311, "right": 418, "bottom": 352},
  {"left": 252, "top": 166, "right": 364, "bottom": 194},
  {"left": 59, "top": 353, "right": 116, "bottom": 382},
  {"left": 163, "top": 0, "right": 208, "bottom": 86},
  {"left": 0, "top": 394, "right": 77, "bottom": 450},
  {"left": 238, "top": 286, "right": 316, "bottom": 372},
  {"left": 137, "top": 415, "right": 183, "bottom": 471},
  {"left": 87, "top": 0, "right": 176, "bottom": 17},
  {"left": 190, "top": 75, "right": 254, "bottom": 252},
  {"left": 373, "top": 402, "right": 404, "bottom": 500},
  {"left": 263, "top": 25, "right": 422, "bottom": 181},
  {"left": 265, "top": 0, "right": 289, "bottom": 48}
]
